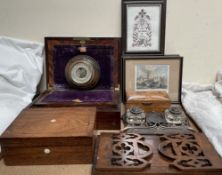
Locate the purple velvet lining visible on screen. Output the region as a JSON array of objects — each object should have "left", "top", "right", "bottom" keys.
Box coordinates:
[
  {"left": 42, "top": 90, "right": 114, "bottom": 103},
  {"left": 42, "top": 45, "right": 115, "bottom": 104},
  {"left": 53, "top": 45, "right": 114, "bottom": 89}
]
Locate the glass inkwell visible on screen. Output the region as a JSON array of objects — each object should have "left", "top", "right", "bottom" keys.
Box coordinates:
[
  {"left": 165, "top": 106, "right": 186, "bottom": 125},
  {"left": 125, "top": 107, "right": 146, "bottom": 126}
]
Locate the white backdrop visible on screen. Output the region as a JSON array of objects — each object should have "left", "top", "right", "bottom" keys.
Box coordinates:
[{"left": 0, "top": 0, "right": 222, "bottom": 87}]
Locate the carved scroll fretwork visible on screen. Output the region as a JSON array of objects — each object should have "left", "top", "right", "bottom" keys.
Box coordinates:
[
  {"left": 111, "top": 133, "right": 153, "bottom": 170},
  {"left": 158, "top": 133, "right": 213, "bottom": 171}
]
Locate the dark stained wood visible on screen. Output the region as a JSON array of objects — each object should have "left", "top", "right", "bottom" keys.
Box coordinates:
[
  {"left": 92, "top": 133, "right": 222, "bottom": 175},
  {"left": 0, "top": 107, "right": 96, "bottom": 165},
  {"left": 96, "top": 111, "right": 120, "bottom": 130}
]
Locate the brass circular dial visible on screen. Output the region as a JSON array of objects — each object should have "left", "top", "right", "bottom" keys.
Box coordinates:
[{"left": 65, "top": 55, "right": 100, "bottom": 89}]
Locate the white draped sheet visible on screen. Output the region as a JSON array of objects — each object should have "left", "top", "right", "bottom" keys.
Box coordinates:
[
  {"left": 182, "top": 70, "right": 222, "bottom": 158},
  {"left": 0, "top": 36, "right": 43, "bottom": 135}
]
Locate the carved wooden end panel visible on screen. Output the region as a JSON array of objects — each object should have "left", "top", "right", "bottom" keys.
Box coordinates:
[
  {"left": 111, "top": 133, "right": 153, "bottom": 170},
  {"left": 158, "top": 133, "right": 213, "bottom": 171},
  {"left": 95, "top": 133, "right": 153, "bottom": 171}
]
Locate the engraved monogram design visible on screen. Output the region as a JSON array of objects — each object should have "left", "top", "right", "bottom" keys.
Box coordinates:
[
  {"left": 111, "top": 133, "right": 152, "bottom": 170},
  {"left": 132, "top": 9, "right": 152, "bottom": 48},
  {"left": 158, "top": 134, "right": 212, "bottom": 171}
]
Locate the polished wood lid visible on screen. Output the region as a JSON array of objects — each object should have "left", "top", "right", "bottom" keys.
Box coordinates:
[
  {"left": 126, "top": 91, "right": 170, "bottom": 103},
  {"left": 1, "top": 107, "right": 96, "bottom": 139}
]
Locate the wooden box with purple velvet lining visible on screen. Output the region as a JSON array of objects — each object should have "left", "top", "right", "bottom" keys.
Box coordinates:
[{"left": 34, "top": 37, "right": 121, "bottom": 130}]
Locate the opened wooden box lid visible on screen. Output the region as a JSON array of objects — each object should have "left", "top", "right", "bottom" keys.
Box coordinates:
[{"left": 34, "top": 37, "right": 121, "bottom": 107}]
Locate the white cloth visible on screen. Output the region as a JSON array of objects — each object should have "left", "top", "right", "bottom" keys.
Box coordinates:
[
  {"left": 0, "top": 36, "right": 43, "bottom": 135},
  {"left": 182, "top": 70, "right": 222, "bottom": 158}
]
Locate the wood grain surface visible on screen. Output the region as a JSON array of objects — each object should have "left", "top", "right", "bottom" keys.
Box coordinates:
[
  {"left": 93, "top": 133, "right": 222, "bottom": 175},
  {"left": 0, "top": 107, "right": 96, "bottom": 165},
  {"left": 1, "top": 107, "right": 96, "bottom": 138}
]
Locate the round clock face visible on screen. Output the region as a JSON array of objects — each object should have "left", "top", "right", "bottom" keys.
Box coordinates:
[
  {"left": 65, "top": 55, "right": 100, "bottom": 89},
  {"left": 70, "top": 63, "right": 92, "bottom": 84}
]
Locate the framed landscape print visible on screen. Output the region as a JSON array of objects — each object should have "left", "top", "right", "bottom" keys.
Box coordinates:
[
  {"left": 122, "top": 55, "right": 183, "bottom": 102},
  {"left": 135, "top": 64, "right": 169, "bottom": 92},
  {"left": 122, "top": 0, "right": 167, "bottom": 54}
]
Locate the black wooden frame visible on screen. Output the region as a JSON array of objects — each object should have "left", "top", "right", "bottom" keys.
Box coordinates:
[{"left": 122, "top": 0, "right": 167, "bottom": 55}]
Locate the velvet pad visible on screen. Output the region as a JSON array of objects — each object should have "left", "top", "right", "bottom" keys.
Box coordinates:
[{"left": 41, "top": 90, "right": 114, "bottom": 103}]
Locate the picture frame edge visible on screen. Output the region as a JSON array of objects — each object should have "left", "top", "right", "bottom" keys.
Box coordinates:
[
  {"left": 121, "top": 0, "right": 167, "bottom": 55},
  {"left": 121, "top": 54, "right": 183, "bottom": 103}
]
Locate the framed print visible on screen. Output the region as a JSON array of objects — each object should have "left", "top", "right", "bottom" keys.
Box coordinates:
[
  {"left": 122, "top": 55, "right": 183, "bottom": 102},
  {"left": 135, "top": 64, "right": 169, "bottom": 92},
  {"left": 122, "top": 0, "right": 167, "bottom": 54}
]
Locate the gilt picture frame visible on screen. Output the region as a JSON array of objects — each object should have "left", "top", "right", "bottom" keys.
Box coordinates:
[
  {"left": 122, "top": 0, "right": 167, "bottom": 54},
  {"left": 122, "top": 55, "right": 183, "bottom": 102}
]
